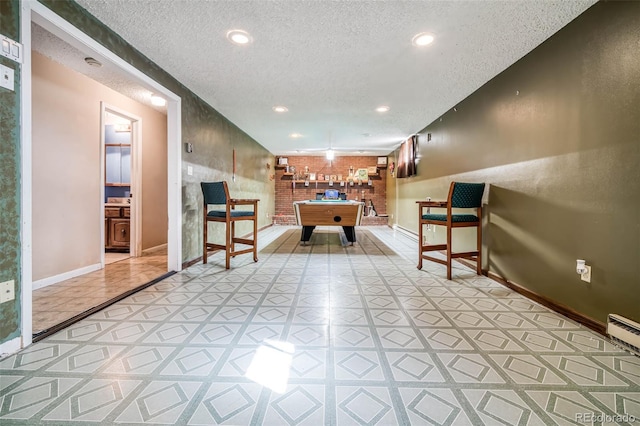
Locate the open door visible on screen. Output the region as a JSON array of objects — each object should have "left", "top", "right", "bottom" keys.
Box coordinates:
[{"left": 101, "top": 104, "right": 143, "bottom": 264}]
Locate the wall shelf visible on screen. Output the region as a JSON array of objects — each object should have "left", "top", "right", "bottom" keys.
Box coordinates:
[
  {"left": 278, "top": 169, "right": 381, "bottom": 179},
  {"left": 293, "top": 180, "right": 372, "bottom": 184},
  {"left": 291, "top": 180, "right": 376, "bottom": 190},
  {"left": 294, "top": 180, "right": 333, "bottom": 184}
]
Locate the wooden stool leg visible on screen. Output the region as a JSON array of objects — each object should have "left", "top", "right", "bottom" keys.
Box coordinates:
[
  {"left": 253, "top": 214, "right": 258, "bottom": 262},
  {"left": 203, "top": 219, "right": 208, "bottom": 264},
  {"left": 225, "top": 219, "right": 231, "bottom": 269},
  {"left": 476, "top": 222, "right": 482, "bottom": 275},
  {"left": 446, "top": 224, "right": 452, "bottom": 280},
  {"left": 230, "top": 221, "right": 236, "bottom": 256},
  {"left": 417, "top": 209, "right": 423, "bottom": 270}
]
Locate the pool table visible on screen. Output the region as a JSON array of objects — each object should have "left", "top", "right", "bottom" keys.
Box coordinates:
[{"left": 293, "top": 200, "right": 365, "bottom": 244}]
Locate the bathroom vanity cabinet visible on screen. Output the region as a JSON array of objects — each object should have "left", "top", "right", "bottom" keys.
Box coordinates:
[{"left": 105, "top": 205, "right": 130, "bottom": 250}]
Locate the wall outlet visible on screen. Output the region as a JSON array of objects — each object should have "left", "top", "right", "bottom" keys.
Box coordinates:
[
  {"left": 581, "top": 265, "right": 591, "bottom": 283},
  {"left": 0, "top": 280, "right": 15, "bottom": 303},
  {"left": 0, "top": 64, "right": 15, "bottom": 91}
]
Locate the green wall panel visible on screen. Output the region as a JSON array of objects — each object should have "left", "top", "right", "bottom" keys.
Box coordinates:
[{"left": 0, "top": 0, "right": 22, "bottom": 342}]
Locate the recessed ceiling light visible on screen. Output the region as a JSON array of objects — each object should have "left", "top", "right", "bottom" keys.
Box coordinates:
[
  {"left": 226, "top": 29, "right": 252, "bottom": 45},
  {"left": 412, "top": 32, "right": 435, "bottom": 47},
  {"left": 150, "top": 94, "right": 166, "bottom": 107},
  {"left": 375, "top": 106, "right": 390, "bottom": 113},
  {"left": 289, "top": 133, "right": 302, "bottom": 138},
  {"left": 273, "top": 106, "right": 288, "bottom": 113},
  {"left": 84, "top": 57, "right": 102, "bottom": 67}
]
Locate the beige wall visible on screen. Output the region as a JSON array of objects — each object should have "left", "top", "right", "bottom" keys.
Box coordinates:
[
  {"left": 32, "top": 51, "right": 167, "bottom": 281},
  {"left": 389, "top": 1, "right": 640, "bottom": 324}
]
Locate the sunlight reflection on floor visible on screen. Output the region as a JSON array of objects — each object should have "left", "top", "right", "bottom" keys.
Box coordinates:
[{"left": 245, "top": 339, "right": 295, "bottom": 394}]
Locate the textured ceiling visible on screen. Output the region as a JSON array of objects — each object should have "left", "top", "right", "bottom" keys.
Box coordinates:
[
  {"left": 71, "top": 0, "right": 596, "bottom": 155},
  {"left": 31, "top": 23, "right": 167, "bottom": 114}
]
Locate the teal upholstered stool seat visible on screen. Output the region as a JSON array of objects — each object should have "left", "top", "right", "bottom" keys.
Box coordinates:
[
  {"left": 207, "top": 210, "right": 255, "bottom": 218},
  {"left": 416, "top": 182, "right": 485, "bottom": 280},
  {"left": 421, "top": 214, "right": 479, "bottom": 222}
]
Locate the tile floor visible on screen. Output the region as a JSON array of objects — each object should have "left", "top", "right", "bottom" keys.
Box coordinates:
[
  {"left": 32, "top": 248, "right": 168, "bottom": 334},
  {"left": 2, "top": 226, "right": 639, "bottom": 425}
]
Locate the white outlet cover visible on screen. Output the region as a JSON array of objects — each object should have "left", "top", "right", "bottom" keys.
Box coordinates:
[
  {"left": 580, "top": 265, "right": 592, "bottom": 283},
  {"left": 0, "top": 280, "right": 15, "bottom": 303},
  {"left": 0, "top": 64, "right": 15, "bottom": 91}
]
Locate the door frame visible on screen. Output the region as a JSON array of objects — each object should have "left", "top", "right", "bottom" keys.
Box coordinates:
[
  {"left": 19, "top": 1, "right": 183, "bottom": 350},
  {"left": 101, "top": 104, "right": 142, "bottom": 261}
]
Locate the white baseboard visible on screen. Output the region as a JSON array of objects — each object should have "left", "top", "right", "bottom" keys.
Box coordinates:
[
  {"left": 142, "top": 243, "right": 167, "bottom": 255},
  {"left": 0, "top": 336, "right": 22, "bottom": 358},
  {"left": 32, "top": 263, "right": 102, "bottom": 290},
  {"left": 393, "top": 224, "right": 419, "bottom": 241}
]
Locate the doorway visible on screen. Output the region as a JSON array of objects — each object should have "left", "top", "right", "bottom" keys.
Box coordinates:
[
  {"left": 29, "top": 38, "right": 169, "bottom": 337},
  {"left": 19, "top": 2, "right": 183, "bottom": 349},
  {"left": 102, "top": 108, "right": 139, "bottom": 265}
]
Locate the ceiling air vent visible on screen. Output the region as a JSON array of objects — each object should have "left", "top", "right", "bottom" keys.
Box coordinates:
[{"left": 607, "top": 314, "right": 640, "bottom": 356}]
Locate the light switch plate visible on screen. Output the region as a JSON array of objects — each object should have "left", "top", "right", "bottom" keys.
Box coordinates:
[
  {"left": 0, "top": 34, "right": 22, "bottom": 63},
  {"left": 0, "top": 280, "right": 15, "bottom": 303},
  {"left": 0, "top": 64, "right": 14, "bottom": 91},
  {"left": 187, "top": 166, "right": 193, "bottom": 176}
]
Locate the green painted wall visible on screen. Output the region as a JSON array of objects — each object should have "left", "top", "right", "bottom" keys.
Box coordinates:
[
  {"left": 391, "top": 1, "right": 640, "bottom": 324},
  {"left": 0, "top": 0, "right": 22, "bottom": 344}
]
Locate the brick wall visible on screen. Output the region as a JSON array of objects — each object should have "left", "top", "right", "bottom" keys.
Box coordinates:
[{"left": 274, "top": 155, "right": 388, "bottom": 225}]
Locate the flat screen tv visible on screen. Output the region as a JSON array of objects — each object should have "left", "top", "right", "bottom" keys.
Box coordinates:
[{"left": 324, "top": 189, "right": 339, "bottom": 199}]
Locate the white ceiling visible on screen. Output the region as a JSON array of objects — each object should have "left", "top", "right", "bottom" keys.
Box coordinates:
[
  {"left": 31, "top": 22, "right": 167, "bottom": 114},
  {"left": 69, "top": 0, "right": 595, "bottom": 156}
]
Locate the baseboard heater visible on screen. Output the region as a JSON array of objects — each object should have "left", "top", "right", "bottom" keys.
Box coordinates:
[{"left": 607, "top": 314, "right": 640, "bottom": 356}]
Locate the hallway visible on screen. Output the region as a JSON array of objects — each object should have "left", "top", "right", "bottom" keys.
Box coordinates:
[{"left": 2, "top": 226, "right": 638, "bottom": 424}]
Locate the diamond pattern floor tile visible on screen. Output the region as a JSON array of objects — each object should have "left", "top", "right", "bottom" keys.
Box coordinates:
[
  {"left": 188, "top": 383, "right": 261, "bottom": 425},
  {"left": 2, "top": 227, "right": 638, "bottom": 425},
  {"left": 336, "top": 386, "right": 397, "bottom": 425},
  {"left": 399, "top": 387, "right": 471, "bottom": 426}
]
